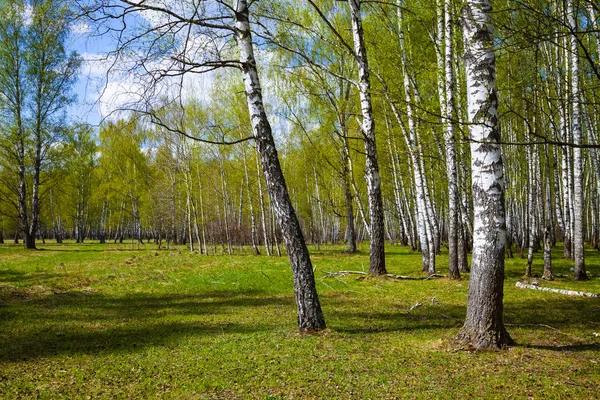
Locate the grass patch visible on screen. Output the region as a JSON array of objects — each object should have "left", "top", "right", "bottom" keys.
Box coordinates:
[{"left": 1, "top": 241, "right": 599, "bottom": 398}]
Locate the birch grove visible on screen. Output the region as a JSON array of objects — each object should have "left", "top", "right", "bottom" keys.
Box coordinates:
[{"left": 0, "top": 0, "right": 599, "bottom": 345}]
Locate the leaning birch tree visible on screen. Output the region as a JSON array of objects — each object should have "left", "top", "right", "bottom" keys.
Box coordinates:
[{"left": 82, "top": 0, "right": 325, "bottom": 330}]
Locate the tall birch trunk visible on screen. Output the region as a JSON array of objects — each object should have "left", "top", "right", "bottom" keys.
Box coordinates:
[
  {"left": 440, "top": 0, "right": 460, "bottom": 278},
  {"left": 526, "top": 145, "right": 538, "bottom": 277},
  {"left": 543, "top": 146, "right": 554, "bottom": 280},
  {"left": 242, "top": 141, "right": 260, "bottom": 255},
  {"left": 568, "top": 0, "right": 588, "bottom": 280},
  {"left": 255, "top": 148, "right": 271, "bottom": 256},
  {"left": 455, "top": 0, "right": 513, "bottom": 349},
  {"left": 396, "top": 3, "right": 435, "bottom": 273},
  {"left": 344, "top": 136, "right": 370, "bottom": 235},
  {"left": 342, "top": 159, "right": 358, "bottom": 253},
  {"left": 348, "top": 0, "right": 386, "bottom": 275},
  {"left": 234, "top": 0, "right": 325, "bottom": 330}
]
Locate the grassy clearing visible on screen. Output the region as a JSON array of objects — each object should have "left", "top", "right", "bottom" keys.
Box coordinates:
[{"left": 1, "top": 241, "right": 599, "bottom": 399}]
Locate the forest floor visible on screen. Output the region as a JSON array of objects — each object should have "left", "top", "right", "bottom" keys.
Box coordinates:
[{"left": 1, "top": 241, "right": 599, "bottom": 399}]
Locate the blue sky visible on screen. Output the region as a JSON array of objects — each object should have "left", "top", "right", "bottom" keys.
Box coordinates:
[{"left": 66, "top": 21, "right": 113, "bottom": 127}]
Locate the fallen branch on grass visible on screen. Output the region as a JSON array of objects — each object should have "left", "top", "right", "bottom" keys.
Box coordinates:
[
  {"left": 323, "top": 271, "right": 444, "bottom": 280},
  {"left": 515, "top": 281, "right": 600, "bottom": 298}
]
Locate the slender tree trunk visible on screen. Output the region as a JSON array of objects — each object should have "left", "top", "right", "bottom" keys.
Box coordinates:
[
  {"left": 568, "top": 0, "right": 588, "bottom": 280},
  {"left": 526, "top": 145, "right": 538, "bottom": 277},
  {"left": 235, "top": 0, "right": 325, "bottom": 330},
  {"left": 560, "top": 39, "right": 573, "bottom": 259},
  {"left": 543, "top": 146, "right": 554, "bottom": 280},
  {"left": 395, "top": 3, "right": 435, "bottom": 273},
  {"left": 18, "top": 120, "right": 33, "bottom": 249},
  {"left": 455, "top": 0, "right": 513, "bottom": 349},
  {"left": 344, "top": 136, "right": 369, "bottom": 235},
  {"left": 255, "top": 148, "right": 272, "bottom": 256},
  {"left": 198, "top": 175, "right": 209, "bottom": 256},
  {"left": 348, "top": 0, "right": 386, "bottom": 275},
  {"left": 218, "top": 152, "right": 233, "bottom": 255},
  {"left": 343, "top": 161, "right": 358, "bottom": 253},
  {"left": 49, "top": 188, "right": 62, "bottom": 243},
  {"left": 385, "top": 125, "right": 409, "bottom": 249},
  {"left": 99, "top": 200, "right": 107, "bottom": 244},
  {"left": 242, "top": 140, "right": 260, "bottom": 255},
  {"left": 440, "top": 0, "right": 460, "bottom": 279}
]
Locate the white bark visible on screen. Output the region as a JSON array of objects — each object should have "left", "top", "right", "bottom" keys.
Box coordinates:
[
  {"left": 568, "top": 0, "right": 588, "bottom": 280},
  {"left": 348, "top": 0, "right": 386, "bottom": 275},
  {"left": 255, "top": 148, "right": 271, "bottom": 256},
  {"left": 456, "top": 0, "right": 512, "bottom": 349},
  {"left": 397, "top": 3, "right": 435, "bottom": 273},
  {"left": 234, "top": 0, "right": 325, "bottom": 330},
  {"left": 439, "top": 0, "right": 460, "bottom": 278}
]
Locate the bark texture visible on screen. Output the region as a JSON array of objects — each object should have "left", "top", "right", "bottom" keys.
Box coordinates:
[
  {"left": 234, "top": 0, "right": 325, "bottom": 330},
  {"left": 442, "top": 0, "right": 460, "bottom": 279},
  {"left": 455, "top": 0, "right": 513, "bottom": 349},
  {"left": 568, "top": 0, "right": 588, "bottom": 281},
  {"left": 396, "top": 2, "right": 436, "bottom": 274},
  {"left": 348, "top": 0, "right": 386, "bottom": 275}
]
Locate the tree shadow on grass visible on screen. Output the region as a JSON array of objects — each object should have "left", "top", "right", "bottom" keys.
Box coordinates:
[
  {"left": 1, "top": 281, "right": 599, "bottom": 362},
  {"left": 0, "top": 290, "right": 292, "bottom": 363},
  {"left": 327, "top": 302, "right": 465, "bottom": 335},
  {"left": 323, "top": 294, "right": 600, "bottom": 350},
  {"left": 36, "top": 248, "right": 107, "bottom": 252},
  {"left": 0, "top": 269, "right": 64, "bottom": 284},
  {"left": 517, "top": 343, "right": 600, "bottom": 352}
]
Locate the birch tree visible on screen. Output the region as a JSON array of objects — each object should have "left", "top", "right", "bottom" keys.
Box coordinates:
[
  {"left": 347, "top": 0, "right": 386, "bottom": 275},
  {"left": 0, "top": 0, "right": 80, "bottom": 249},
  {"left": 455, "top": 0, "right": 513, "bottom": 349},
  {"left": 82, "top": 0, "right": 326, "bottom": 330},
  {"left": 437, "top": 0, "right": 460, "bottom": 279},
  {"left": 568, "top": 0, "right": 588, "bottom": 281}
]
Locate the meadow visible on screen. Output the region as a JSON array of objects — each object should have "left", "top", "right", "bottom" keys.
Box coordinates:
[{"left": 1, "top": 241, "right": 599, "bottom": 399}]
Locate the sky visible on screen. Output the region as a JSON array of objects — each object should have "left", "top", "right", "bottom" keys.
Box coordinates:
[
  {"left": 66, "top": 20, "right": 113, "bottom": 127},
  {"left": 64, "top": 5, "right": 290, "bottom": 145},
  {"left": 65, "top": 8, "right": 218, "bottom": 129}
]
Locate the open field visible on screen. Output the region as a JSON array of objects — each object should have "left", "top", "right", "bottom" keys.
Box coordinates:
[{"left": 1, "top": 241, "right": 599, "bottom": 399}]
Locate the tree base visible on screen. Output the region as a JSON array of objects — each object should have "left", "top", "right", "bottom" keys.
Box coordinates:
[{"left": 454, "top": 326, "right": 514, "bottom": 350}]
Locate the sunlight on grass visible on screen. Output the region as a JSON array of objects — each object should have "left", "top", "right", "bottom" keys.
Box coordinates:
[{"left": 1, "top": 241, "right": 599, "bottom": 398}]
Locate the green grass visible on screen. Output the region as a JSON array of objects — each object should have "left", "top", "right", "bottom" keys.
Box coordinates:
[{"left": 1, "top": 241, "right": 599, "bottom": 399}]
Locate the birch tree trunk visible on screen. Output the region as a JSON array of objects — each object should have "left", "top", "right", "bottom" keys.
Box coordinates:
[
  {"left": 342, "top": 160, "right": 358, "bottom": 253},
  {"left": 396, "top": 3, "right": 435, "bottom": 273},
  {"left": 543, "top": 146, "right": 553, "bottom": 280},
  {"left": 441, "top": 0, "right": 460, "bottom": 279},
  {"left": 568, "top": 0, "right": 588, "bottom": 280},
  {"left": 255, "top": 148, "right": 272, "bottom": 256},
  {"left": 344, "top": 136, "right": 370, "bottom": 235},
  {"left": 242, "top": 140, "right": 260, "bottom": 255},
  {"left": 526, "top": 145, "right": 538, "bottom": 277},
  {"left": 348, "top": 0, "right": 386, "bottom": 275},
  {"left": 235, "top": 0, "right": 325, "bottom": 330},
  {"left": 455, "top": 0, "right": 513, "bottom": 349}
]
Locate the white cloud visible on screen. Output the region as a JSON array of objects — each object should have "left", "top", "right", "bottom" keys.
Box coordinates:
[
  {"left": 71, "top": 21, "right": 91, "bottom": 35},
  {"left": 80, "top": 52, "right": 115, "bottom": 77}
]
